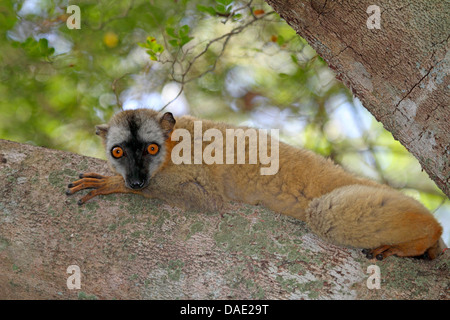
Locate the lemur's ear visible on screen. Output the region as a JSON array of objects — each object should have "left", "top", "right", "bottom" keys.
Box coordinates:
[
  {"left": 160, "top": 112, "right": 176, "bottom": 138},
  {"left": 95, "top": 124, "right": 109, "bottom": 140}
]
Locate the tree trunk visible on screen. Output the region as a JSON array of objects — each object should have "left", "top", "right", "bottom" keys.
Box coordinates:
[
  {"left": 0, "top": 139, "right": 449, "bottom": 300},
  {"left": 265, "top": 0, "right": 449, "bottom": 197}
]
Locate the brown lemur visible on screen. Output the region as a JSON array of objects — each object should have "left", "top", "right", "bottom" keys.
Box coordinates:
[{"left": 66, "top": 108, "right": 446, "bottom": 260}]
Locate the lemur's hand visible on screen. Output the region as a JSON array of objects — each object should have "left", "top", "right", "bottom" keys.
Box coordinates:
[{"left": 66, "top": 173, "right": 134, "bottom": 205}]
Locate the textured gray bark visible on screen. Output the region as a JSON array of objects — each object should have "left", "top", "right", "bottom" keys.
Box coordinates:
[
  {"left": 265, "top": 0, "right": 450, "bottom": 197},
  {"left": 0, "top": 139, "right": 449, "bottom": 299}
]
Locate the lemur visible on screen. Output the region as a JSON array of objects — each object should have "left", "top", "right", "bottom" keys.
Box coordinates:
[{"left": 66, "top": 108, "right": 445, "bottom": 260}]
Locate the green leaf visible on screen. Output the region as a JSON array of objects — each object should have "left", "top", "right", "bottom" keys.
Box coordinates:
[
  {"left": 216, "top": 0, "right": 233, "bottom": 6},
  {"left": 0, "top": 0, "right": 17, "bottom": 31},
  {"left": 146, "top": 36, "right": 156, "bottom": 45},
  {"left": 232, "top": 13, "right": 242, "bottom": 21},
  {"left": 179, "top": 25, "right": 190, "bottom": 37},
  {"left": 39, "top": 38, "right": 48, "bottom": 49},
  {"left": 139, "top": 36, "right": 164, "bottom": 60},
  {"left": 168, "top": 39, "right": 179, "bottom": 47},
  {"left": 215, "top": 4, "right": 226, "bottom": 14},
  {"left": 166, "top": 27, "right": 178, "bottom": 38},
  {"left": 147, "top": 50, "right": 158, "bottom": 61},
  {"left": 197, "top": 5, "right": 217, "bottom": 16},
  {"left": 16, "top": 37, "right": 55, "bottom": 59},
  {"left": 290, "top": 54, "right": 298, "bottom": 64},
  {"left": 179, "top": 36, "right": 194, "bottom": 47}
]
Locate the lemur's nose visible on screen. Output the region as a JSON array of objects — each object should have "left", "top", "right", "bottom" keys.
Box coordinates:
[{"left": 129, "top": 180, "right": 145, "bottom": 189}]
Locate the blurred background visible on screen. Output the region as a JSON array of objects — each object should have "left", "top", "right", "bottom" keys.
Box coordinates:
[{"left": 0, "top": 0, "right": 448, "bottom": 245}]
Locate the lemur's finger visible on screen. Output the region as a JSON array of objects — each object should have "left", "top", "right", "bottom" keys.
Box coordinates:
[
  {"left": 68, "top": 177, "right": 105, "bottom": 188},
  {"left": 66, "top": 179, "right": 105, "bottom": 195},
  {"left": 79, "top": 172, "right": 107, "bottom": 179},
  {"left": 66, "top": 184, "right": 92, "bottom": 195},
  {"left": 77, "top": 191, "right": 97, "bottom": 205},
  {"left": 77, "top": 188, "right": 110, "bottom": 205}
]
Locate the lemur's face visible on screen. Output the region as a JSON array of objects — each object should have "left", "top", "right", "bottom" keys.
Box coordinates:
[{"left": 96, "top": 110, "right": 175, "bottom": 190}]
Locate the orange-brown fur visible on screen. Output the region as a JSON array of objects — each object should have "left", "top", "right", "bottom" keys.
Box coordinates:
[{"left": 67, "top": 109, "right": 445, "bottom": 260}]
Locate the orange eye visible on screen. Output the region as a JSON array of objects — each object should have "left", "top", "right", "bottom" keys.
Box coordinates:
[
  {"left": 147, "top": 143, "right": 159, "bottom": 155},
  {"left": 111, "top": 146, "right": 124, "bottom": 158}
]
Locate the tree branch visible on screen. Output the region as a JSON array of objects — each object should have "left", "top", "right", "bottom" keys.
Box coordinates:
[{"left": 0, "top": 139, "right": 449, "bottom": 299}]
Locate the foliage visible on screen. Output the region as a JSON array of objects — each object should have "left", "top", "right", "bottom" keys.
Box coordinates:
[
  {"left": 138, "top": 36, "right": 164, "bottom": 61},
  {"left": 0, "top": 0, "right": 448, "bottom": 242}
]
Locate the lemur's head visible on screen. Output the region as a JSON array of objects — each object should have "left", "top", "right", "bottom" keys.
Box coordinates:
[{"left": 95, "top": 109, "right": 176, "bottom": 190}]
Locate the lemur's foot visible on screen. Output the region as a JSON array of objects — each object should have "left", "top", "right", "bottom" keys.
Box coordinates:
[
  {"left": 362, "top": 246, "right": 395, "bottom": 261},
  {"left": 362, "top": 237, "right": 443, "bottom": 261},
  {"left": 66, "top": 172, "right": 129, "bottom": 205}
]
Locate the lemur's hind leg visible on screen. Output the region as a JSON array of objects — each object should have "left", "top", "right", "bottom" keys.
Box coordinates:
[
  {"left": 363, "top": 241, "right": 430, "bottom": 261},
  {"left": 306, "top": 185, "right": 443, "bottom": 260},
  {"left": 363, "top": 237, "right": 446, "bottom": 261}
]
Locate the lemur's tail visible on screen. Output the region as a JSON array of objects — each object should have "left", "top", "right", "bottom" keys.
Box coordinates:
[{"left": 305, "top": 185, "right": 444, "bottom": 260}]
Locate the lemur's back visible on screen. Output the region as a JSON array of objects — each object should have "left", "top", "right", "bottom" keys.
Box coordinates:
[{"left": 169, "top": 114, "right": 379, "bottom": 221}]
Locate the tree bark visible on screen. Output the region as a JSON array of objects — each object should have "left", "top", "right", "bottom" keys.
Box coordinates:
[
  {"left": 0, "top": 139, "right": 449, "bottom": 300},
  {"left": 265, "top": 0, "right": 449, "bottom": 197}
]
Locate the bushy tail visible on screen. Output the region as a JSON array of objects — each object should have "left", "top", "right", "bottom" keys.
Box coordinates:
[{"left": 305, "top": 185, "right": 444, "bottom": 259}]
